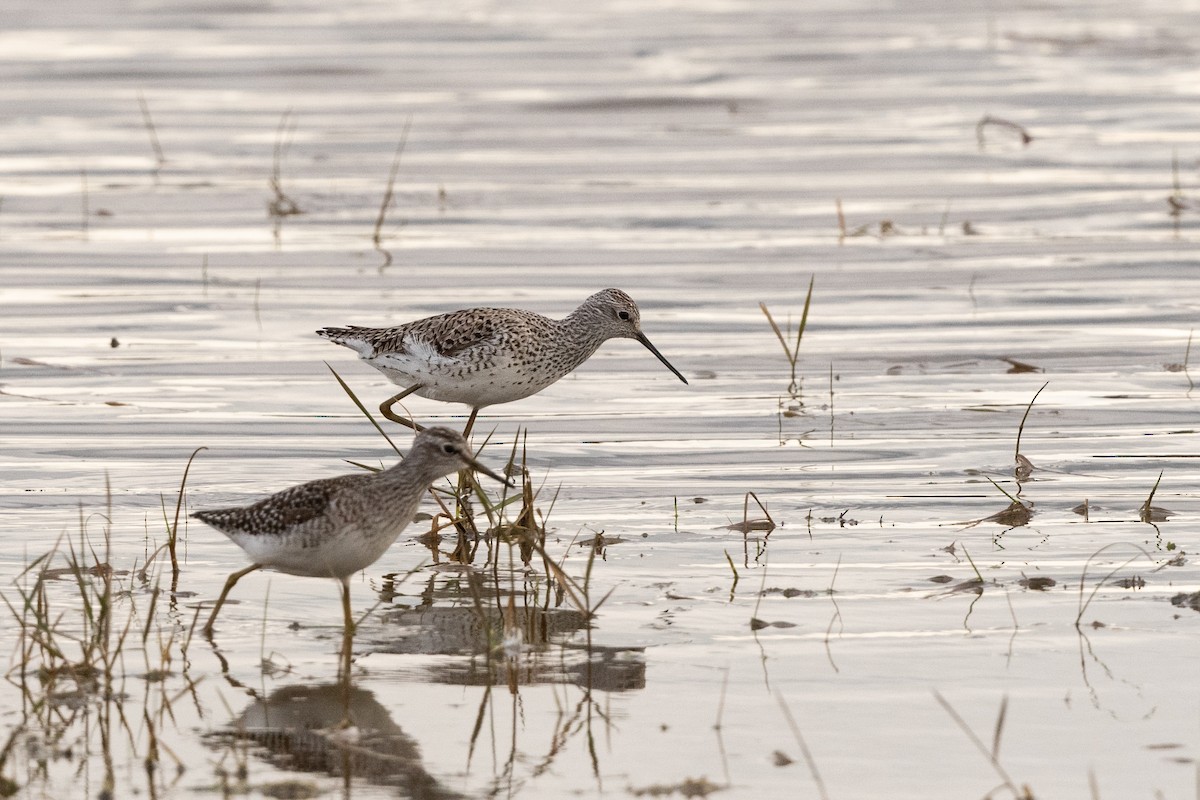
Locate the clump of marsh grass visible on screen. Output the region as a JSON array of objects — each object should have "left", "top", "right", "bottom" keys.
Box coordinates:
[
  {"left": 324, "top": 359, "right": 620, "bottom": 757},
  {"left": 1, "top": 484, "right": 195, "bottom": 799},
  {"left": 760, "top": 275, "right": 814, "bottom": 397},
  {"left": 458, "top": 492, "right": 617, "bottom": 785},
  {"left": 485, "top": 431, "right": 556, "bottom": 563},
  {"left": 326, "top": 363, "right": 566, "bottom": 573},
  {"left": 959, "top": 383, "right": 1051, "bottom": 537}
]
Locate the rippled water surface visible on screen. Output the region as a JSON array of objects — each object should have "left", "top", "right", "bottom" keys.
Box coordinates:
[{"left": 3, "top": 0, "right": 1200, "bottom": 797}]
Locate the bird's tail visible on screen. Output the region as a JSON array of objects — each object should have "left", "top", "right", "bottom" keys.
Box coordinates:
[
  {"left": 316, "top": 326, "right": 375, "bottom": 357},
  {"left": 191, "top": 509, "right": 229, "bottom": 530}
]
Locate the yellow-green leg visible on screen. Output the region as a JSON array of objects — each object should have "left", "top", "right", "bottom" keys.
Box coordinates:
[
  {"left": 338, "top": 576, "right": 354, "bottom": 681},
  {"left": 380, "top": 386, "right": 425, "bottom": 430},
  {"left": 462, "top": 408, "right": 479, "bottom": 439},
  {"left": 203, "top": 563, "right": 262, "bottom": 637}
]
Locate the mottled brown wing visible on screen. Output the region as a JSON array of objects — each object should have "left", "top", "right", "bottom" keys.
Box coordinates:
[
  {"left": 394, "top": 308, "right": 527, "bottom": 358},
  {"left": 193, "top": 474, "right": 357, "bottom": 536}
]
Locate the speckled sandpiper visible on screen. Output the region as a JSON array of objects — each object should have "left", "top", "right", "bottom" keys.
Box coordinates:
[
  {"left": 192, "top": 427, "right": 511, "bottom": 672},
  {"left": 317, "top": 288, "right": 688, "bottom": 436}
]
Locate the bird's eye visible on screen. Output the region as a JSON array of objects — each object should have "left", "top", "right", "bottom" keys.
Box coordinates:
[
  {"left": 617, "top": 310, "right": 631, "bottom": 321},
  {"left": 442, "top": 443, "right": 457, "bottom": 454}
]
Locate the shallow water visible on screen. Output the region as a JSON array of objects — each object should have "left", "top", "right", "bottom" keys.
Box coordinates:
[{"left": 2, "top": 0, "right": 1199, "bottom": 797}]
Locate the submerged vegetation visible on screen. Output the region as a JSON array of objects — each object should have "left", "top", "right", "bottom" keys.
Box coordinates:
[{"left": 1, "top": 492, "right": 195, "bottom": 799}]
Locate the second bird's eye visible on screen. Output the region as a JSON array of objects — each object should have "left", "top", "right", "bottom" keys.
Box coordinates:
[{"left": 618, "top": 311, "right": 631, "bottom": 320}]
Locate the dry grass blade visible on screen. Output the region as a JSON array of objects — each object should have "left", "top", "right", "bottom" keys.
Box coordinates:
[
  {"left": 372, "top": 116, "right": 412, "bottom": 262},
  {"left": 960, "top": 544, "right": 984, "bottom": 583},
  {"left": 1014, "top": 381, "right": 1048, "bottom": 462},
  {"left": 163, "top": 446, "right": 206, "bottom": 575},
  {"left": 467, "top": 428, "right": 513, "bottom": 530},
  {"left": 325, "top": 362, "right": 403, "bottom": 457},
  {"left": 1075, "top": 542, "right": 1153, "bottom": 627},
  {"left": 268, "top": 109, "right": 301, "bottom": 218},
  {"left": 823, "top": 555, "right": 843, "bottom": 673},
  {"left": 933, "top": 690, "right": 1026, "bottom": 798},
  {"left": 991, "top": 695, "right": 1008, "bottom": 759},
  {"left": 744, "top": 491, "right": 774, "bottom": 530},
  {"left": 525, "top": 536, "right": 588, "bottom": 615},
  {"left": 1138, "top": 470, "right": 1164, "bottom": 523},
  {"left": 439, "top": 429, "right": 525, "bottom": 560},
  {"left": 776, "top": 693, "right": 830, "bottom": 800},
  {"left": 726, "top": 490, "right": 776, "bottom": 534},
  {"left": 137, "top": 91, "right": 166, "bottom": 168},
  {"left": 760, "top": 303, "right": 791, "bottom": 362},
  {"left": 984, "top": 475, "right": 1025, "bottom": 508},
  {"left": 517, "top": 518, "right": 611, "bottom": 618}
]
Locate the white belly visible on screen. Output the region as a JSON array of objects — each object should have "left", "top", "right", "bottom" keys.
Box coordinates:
[
  {"left": 228, "top": 517, "right": 404, "bottom": 579},
  {"left": 372, "top": 349, "right": 561, "bottom": 407}
]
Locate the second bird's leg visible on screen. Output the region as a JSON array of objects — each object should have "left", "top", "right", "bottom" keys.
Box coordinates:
[
  {"left": 203, "top": 563, "right": 263, "bottom": 637},
  {"left": 380, "top": 385, "right": 425, "bottom": 431},
  {"left": 451, "top": 467, "right": 477, "bottom": 561},
  {"left": 338, "top": 576, "right": 354, "bottom": 682},
  {"left": 452, "top": 407, "right": 490, "bottom": 560},
  {"left": 461, "top": 408, "right": 479, "bottom": 439}
]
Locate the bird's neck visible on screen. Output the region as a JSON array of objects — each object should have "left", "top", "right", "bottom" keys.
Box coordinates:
[
  {"left": 554, "top": 308, "right": 609, "bottom": 369},
  {"left": 380, "top": 453, "right": 442, "bottom": 487}
]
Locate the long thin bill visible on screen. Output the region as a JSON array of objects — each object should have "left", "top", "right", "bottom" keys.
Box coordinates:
[
  {"left": 463, "top": 454, "right": 515, "bottom": 488},
  {"left": 636, "top": 332, "right": 689, "bottom": 384}
]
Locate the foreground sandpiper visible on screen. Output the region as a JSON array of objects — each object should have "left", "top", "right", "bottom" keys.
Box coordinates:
[
  {"left": 192, "top": 427, "right": 511, "bottom": 671},
  {"left": 317, "top": 288, "right": 688, "bottom": 435}
]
